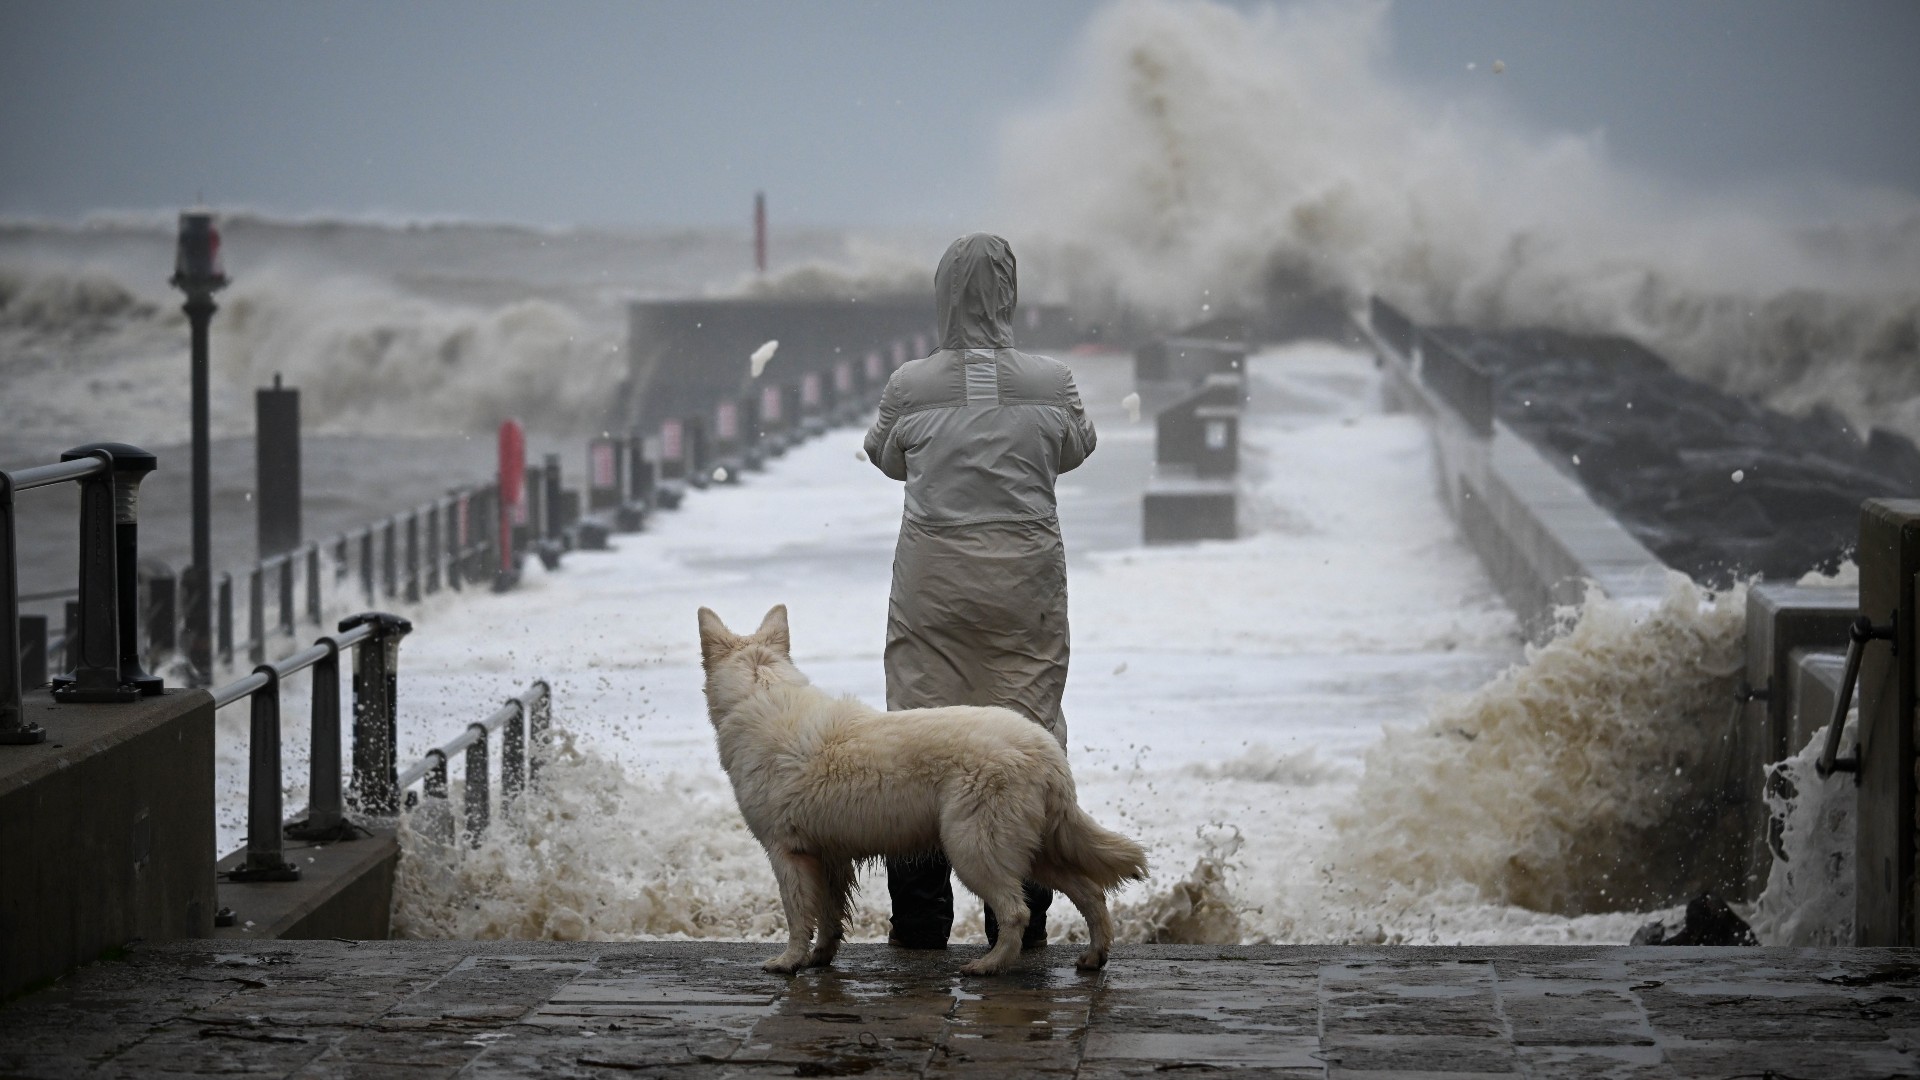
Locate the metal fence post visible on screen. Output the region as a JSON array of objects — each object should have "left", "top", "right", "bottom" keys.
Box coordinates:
[
  {"left": 277, "top": 556, "right": 294, "bottom": 636},
  {"left": 52, "top": 449, "right": 132, "bottom": 702},
  {"left": 423, "top": 750, "right": 454, "bottom": 846},
  {"left": 425, "top": 504, "right": 441, "bottom": 595},
  {"left": 247, "top": 566, "right": 264, "bottom": 664},
  {"left": 287, "top": 634, "right": 351, "bottom": 841},
  {"left": 381, "top": 519, "right": 397, "bottom": 599},
  {"left": 334, "top": 536, "right": 349, "bottom": 583},
  {"left": 229, "top": 670, "right": 300, "bottom": 882},
  {"left": 344, "top": 611, "right": 412, "bottom": 816},
  {"left": 502, "top": 697, "right": 526, "bottom": 819},
  {"left": 405, "top": 512, "right": 420, "bottom": 603},
  {"left": 529, "top": 678, "right": 552, "bottom": 784},
  {"left": 359, "top": 529, "right": 375, "bottom": 607},
  {"left": 0, "top": 471, "right": 35, "bottom": 741},
  {"left": 18, "top": 614, "right": 47, "bottom": 692},
  {"left": 464, "top": 723, "right": 490, "bottom": 847},
  {"left": 306, "top": 544, "right": 321, "bottom": 626},
  {"left": 217, "top": 572, "right": 232, "bottom": 665}
]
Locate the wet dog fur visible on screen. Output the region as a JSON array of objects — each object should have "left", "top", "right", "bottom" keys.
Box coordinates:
[{"left": 697, "top": 605, "right": 1148, "bottom": 975}]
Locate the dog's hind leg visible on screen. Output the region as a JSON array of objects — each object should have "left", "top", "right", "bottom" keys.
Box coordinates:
[
  {"left": 949, "top": 847, "right": 1031, "bottom": 976},
  {"left": 805, "top": 858, "right": 856, "bottom": 968},
  {"left": 1045, "top": 870, "right": 1116, "bottom": 971},
  {"left": 763, "top": 849, "right": 825, "bottom": 974}
]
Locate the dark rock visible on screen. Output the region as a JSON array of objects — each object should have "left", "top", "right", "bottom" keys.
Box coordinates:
[
  {"left": 1631, "top": 894, "right": 1759, "bottom": 946},
  {"left": 1436, "top": 325, "right": 1914, "bottom": 585}
]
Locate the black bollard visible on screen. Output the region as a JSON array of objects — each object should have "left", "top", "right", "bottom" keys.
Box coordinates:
[{"left": 256, "top": 375, "right": 302, "bottom": 558}]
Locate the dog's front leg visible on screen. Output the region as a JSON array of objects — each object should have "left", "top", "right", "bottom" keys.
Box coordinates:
[{"left": 763, "top": 849, "right": 821, "bottom": 974}]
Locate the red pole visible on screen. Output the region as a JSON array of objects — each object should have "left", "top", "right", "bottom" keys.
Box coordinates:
[
  {"left": 754, "top": 191, "right": 767, "bottom": 274},
  {"left": 497, "top": 419, "right": 525, "bottom": 586}
]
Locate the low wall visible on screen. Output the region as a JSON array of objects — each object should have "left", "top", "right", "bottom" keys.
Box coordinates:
[
  {"left": 0, "top": 689, "right": 215, "bottom": 997},
  {"left": 214, "top": 829, "right": 398, "bottom": 942},
  {"left": 1360, "top": 313, "right": 1669, "bottom": 637}
]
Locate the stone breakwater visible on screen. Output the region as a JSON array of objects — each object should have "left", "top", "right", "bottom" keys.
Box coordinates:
[{"left": 1436, "top": 326, "right": 1920, "bottom": 585}]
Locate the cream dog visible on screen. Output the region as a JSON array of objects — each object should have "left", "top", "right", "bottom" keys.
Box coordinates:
[{"left": 698, "top": 604, "right": 1147, "bottom": 975}]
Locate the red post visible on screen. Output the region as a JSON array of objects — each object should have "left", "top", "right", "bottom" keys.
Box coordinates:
[{"left": 496, "top": 419, "right": 525, "bottom": 588}]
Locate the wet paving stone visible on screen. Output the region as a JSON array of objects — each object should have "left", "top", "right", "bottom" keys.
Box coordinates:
[{"left": 7, "top": 943, "right": 1920, "bottom": 1076}]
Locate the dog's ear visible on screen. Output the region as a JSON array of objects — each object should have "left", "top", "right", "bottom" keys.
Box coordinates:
[
  {"left": 697, "top": 607, "right": 733, "bottom": 668},
  {"left": 755, "top": 604, "right": 790, "bottom": 655}
]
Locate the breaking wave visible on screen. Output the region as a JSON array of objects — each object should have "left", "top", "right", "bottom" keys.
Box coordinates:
[
  {"left": 1000, "top": 0, "right": 1920, "bottom": 439},
  {"left": 393, "top": 577, "right": 1750, "bottom": 948},
  {"left": 1337, "top": 574, "right": 1748, "bottom": 916}
]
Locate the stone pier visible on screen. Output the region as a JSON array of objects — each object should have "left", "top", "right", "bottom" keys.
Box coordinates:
[{"left": 4, "top": 941, "right": 1919, "bottom": 1077}]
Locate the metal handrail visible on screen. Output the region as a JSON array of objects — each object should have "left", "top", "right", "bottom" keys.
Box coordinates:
[
  {"left": 10, "top": 456, "right": 108, "bottom": 492},
  {"left": 1817, "top": 614, "right": 1896, "bottom": 779},
  {"left": 398, "top": 679, "right": 550, "bottom": 847},
  {"left": 4, "top": 444, "right": 160, "bottom": 745},
  {"left": 208, "top": 611, "right": 410, "bottom": 882}
]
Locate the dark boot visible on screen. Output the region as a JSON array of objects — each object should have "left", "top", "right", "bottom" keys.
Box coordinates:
[
  {"left": 984, "top": 881, "right": 1053, "bottom": 950},
  {"left": 885, "top": 853, "right": 954, "bottom": 948}
]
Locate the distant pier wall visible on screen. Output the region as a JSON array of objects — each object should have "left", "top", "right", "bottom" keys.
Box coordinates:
[{"left": 1359, "top": 300, "right": 1670, "bottom": 636}]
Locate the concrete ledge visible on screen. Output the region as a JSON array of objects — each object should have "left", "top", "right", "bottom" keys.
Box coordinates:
[
  {"left": 214, "top": 827, "right": 399, "bottom": 941},
  {"left": 0, "top": 688, "right": 216, "bottom": 998}
]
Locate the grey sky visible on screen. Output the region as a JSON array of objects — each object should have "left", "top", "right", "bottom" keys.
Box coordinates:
[{"left": 1, "top": 1, "right": 1915, "bottom": 228}]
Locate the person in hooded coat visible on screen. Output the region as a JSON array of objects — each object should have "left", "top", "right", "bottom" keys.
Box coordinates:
[{"left": 862, "top": 233, "right": 1098, "bottom": 949}]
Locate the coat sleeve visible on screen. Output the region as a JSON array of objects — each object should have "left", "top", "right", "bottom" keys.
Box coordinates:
[
  {"left": 1057, "top": 369, "right": 1098, "bottom": 473},
  {"left": 863, "top": 375, "right": 909, "bottom": 481}
]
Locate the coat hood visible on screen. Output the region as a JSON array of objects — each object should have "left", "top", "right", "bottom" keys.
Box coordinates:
[{"left": 935, "top": 233, "right": 1017, "bottom": 351}]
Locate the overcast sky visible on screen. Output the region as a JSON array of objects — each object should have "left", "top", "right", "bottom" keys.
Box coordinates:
[{"left": 2, "top": 0, "right": 1915, "bottom": 228}]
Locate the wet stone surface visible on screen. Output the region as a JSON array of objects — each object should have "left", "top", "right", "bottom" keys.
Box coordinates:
[{"left": 4, "top": 943, "right": 1920, "bottom": 1077}]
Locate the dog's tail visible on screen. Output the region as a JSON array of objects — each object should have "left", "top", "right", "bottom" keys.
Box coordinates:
[{"left": 1046, "top": 803, "right": 1149, "bottom": 889}]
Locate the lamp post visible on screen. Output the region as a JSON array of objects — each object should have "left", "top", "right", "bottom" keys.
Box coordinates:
[{"left": 170, "top": 211, "right": 227, "bottom": 687}]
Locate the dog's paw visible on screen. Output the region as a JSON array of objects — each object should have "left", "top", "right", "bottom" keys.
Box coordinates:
[
  {"left": 762, "top": 953, "right": 807, "bottom": 974},
  {"left": 1075, "top": 946, "right": 1110, "bottom": 971},
  {"left": 958, "top": 958, "right": 1008, "bottom": 976},
  {"left": 804, "top": 947, "right": 839, "bottom": 969}
]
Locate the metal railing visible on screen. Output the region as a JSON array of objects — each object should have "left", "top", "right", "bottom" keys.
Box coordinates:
[
  {"left": 3, "top": 443, "right": 163, "bottom": 744},
  {"left": 210, "top": 609, "right": 556, "bottom": 880},
  {"left": 210, "top": 612, "right": 412, "bottom": 881},
  {"left": 397, "top": 680, "right": 551, "bottom": 848}
]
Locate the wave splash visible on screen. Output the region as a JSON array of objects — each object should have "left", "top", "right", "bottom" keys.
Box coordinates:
[{"left": 999, "top": 0, "right": 1920, "bottom": 439}]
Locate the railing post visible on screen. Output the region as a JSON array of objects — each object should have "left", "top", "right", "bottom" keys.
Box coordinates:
[
  {"left": 0, "top": 470, "right": 40, "bottom": 741},
  {"left": 529, "top": 678, "right": 552, "bottom": 784},
  {"left": 333, "top": 536, "right": 349, "bottom": 583},
  {"left": 448, "top": 495, "right": 465, "bottom": 591},
  {"left": 247, "top": 565, "right": 264, "bottom": 665},
  {"left": 464, "top": 722, "right": 490, "bottom": 847},
  {"left": 425, "top": 504, "right": 441, "bottom": 595},
  {"left": 61, "top": 600, "right": 78, "bottom": 674},
  {"left": 277, "top": 556, "right": 294, "bottom": 636},
  {"left": 405, "top": 512, "right": 420, "bottom": 603},
  {"left": 217, "top": 572, "right": 232, "bottom": 665},
  {"left": 306, "top": 544, "right": 321, "bottom": 626},
  {"left": 52, "top": 449, "right": 133, "bottom": 703},
  {"left": 343, "top": 611, "right": 412, "bottom": 816},
  {"left": 502, "top": 696, "right": 526, "bottom": 819},
  {"left": 381, "top": 519, "right": 397, "bottom": 599},
  {"left": 18, "top": 614, "right": 47, "bottom": 692},
  {"left": 423, "top": 750, "right": 454, "bottom": 846},
  {"left": 229, "top": 669, "right": 301, "bottom": 882},
  {"left": 359, "top": 529, "right": 374, "bottom": 607},
  {"left": 287, "top": 635, "right": 351, "bottom": 841}
]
